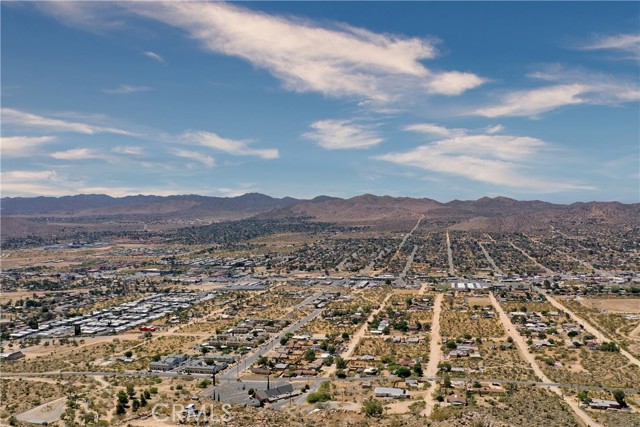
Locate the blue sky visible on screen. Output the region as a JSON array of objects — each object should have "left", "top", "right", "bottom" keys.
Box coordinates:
[{"left": 1, "top": 1, "right": 638, "bottom": 202}]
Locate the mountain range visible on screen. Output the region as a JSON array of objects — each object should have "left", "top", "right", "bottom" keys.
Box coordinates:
[{"left": 1, "top": 193, "right": 638, "bottom": 237}]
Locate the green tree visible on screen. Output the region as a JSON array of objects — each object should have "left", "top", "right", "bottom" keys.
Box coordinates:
[
  {"left": 361, "top": 399, "right": 384, "bottom": 417},
  {"left": 124, "top": 350, "right": 133, "bottom": 358},
  {"left": 335, "top": 356, "right": 347, "bottom": 369},
  {"left": 115, "top": 402, "right": 126, "bottom": 415},
  {"left": 577, "top": 390, "right": 590, "bottom": 404},
  {"left": 613, "top": 390, "right": 627, "bottom": 408},
  {"left": 443, "top": 374, "right": 452, "bottom": 389},
  {"left": 413, "top": 363, "right": 423, "bottom": 377},
  {"left": 396, "top": 366, "right": 411, "bottom": 378},
  {"left": 304, "top": 348, "right": 316, "bottom": 362},
  {"left": 117, "top": 390, "right": 129, "bottom": 405}
]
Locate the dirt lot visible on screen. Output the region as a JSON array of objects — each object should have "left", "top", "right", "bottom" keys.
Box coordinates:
[
  {"left": 578, "top": 298, "right": 640, "bottom": 313},
  {"left": 467, "top": 297, "right": 491, "bottom": 306}
]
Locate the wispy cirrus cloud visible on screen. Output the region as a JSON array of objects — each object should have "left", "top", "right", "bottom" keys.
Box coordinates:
[
  {"left": 170, "top": 148, "right": 216, "bottom": 168},
  {"left": 2, "top": 108, "right": 135, "bottom": 135},
  {"left": 0, "top": 169, "right": 71, "bottom": 196},
  {"left": 485, "top": 124, "right": 504, "bottom": 134},
  {"left": 143, "top": 50, "right": 165, "bottom": 63},
  {"left": 182, "top": 131, "right": 279, "bottom": 159},
  {"left": 1, "top": 135, "right": 56, "bottom": 157},
  {"left": 376, "top": 123, "right": 594, "bottom": 192},
  {"left": 50, "top": 147, "right": 105, "bottom": 160},
  {"left": 112, "top": 146, "right": 145, "bottom": 156},
  {"left": 38, "top": 2, "right": 484, "bottom": 104},
  {"left": 102, "top": 84, "right": 152, "bottom": 94},
  {"left": 472, "top": 66, "right": 639, "bottom": 118},
  {"left": 473, "top": 84, "right": 587, "bottom": 118},
  {"left": 403, "top": 123, "right": 466, "bottom": 138},
  {"left": 580, "top": 33, "right": 640, "bottom": 60},
  {"left": 217, "top": 186, "right": 257, "bottom": 197},
  {"left": 304, "top": 120, "right": 383, "bottom": 150},
  {"left": 3, "top": 107, "right": 279, "bottom": 164},
  {"left": 0, "top": 169, "right": 208, "bottom": 197}
]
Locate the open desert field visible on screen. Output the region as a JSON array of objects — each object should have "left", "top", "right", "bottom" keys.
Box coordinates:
[{"left": 577, "top": 298, "right": 640, "bottom": 313}]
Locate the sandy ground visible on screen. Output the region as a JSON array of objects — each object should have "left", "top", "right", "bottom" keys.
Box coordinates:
[
  {"left": 0, "top": 289, "right": 90, "bottom": 304},
  {"left": 385, "top": 397, "right": 419, "bottom": 414},
  {"left": 467, "top": 297, "right": 492, "bottom": 306},
  {"left": 16, "top": 397, "right": 66, "bottom": 424},
  {"left": 19, "top": 333, "right": 142, "bottom": 359},
  {"left": 422, "top": 293, "right": 442, "bottom": 417},
  {"left": 577, "top": 298, "right": 640, "bottom": 314},
  {"left": 490, "top": 292, "right": 601, "bottom": 427}
]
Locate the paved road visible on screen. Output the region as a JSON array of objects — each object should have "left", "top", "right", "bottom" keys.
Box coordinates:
[
  {"left": 220, "top": 308, "right": 324, "bottom": 381},
  {"left": 446, "top": 231, "right": 455, "bottom": 276},
  {"left": 216, "top": 283, "right": 343, "bottom": 381},
  {"left": 509, "top": 242, "right": 555, "bottom": 276},
  {"left": 530, "top": 232, "right": 603, "bottom": 276},
  {"left": 490, "top": 292, "right": 601, "bottom": 427},
  {"left": 479, "top": 242, "right": 503, "bottom": 275},
  {"left": 400, "top": 245, "right": 417, "bottom": 279},
  {"left": 2, "top": 371, "right": 636, "bottom": 394},
  {"left": 393, "top": 215, "right": 423, "bottom": 286}
]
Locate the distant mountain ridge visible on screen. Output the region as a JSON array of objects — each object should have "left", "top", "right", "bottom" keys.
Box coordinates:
[
  {"left": 1, "top": 193, "right": 638, "bottom": 235},
  {"left": 0, "top": 193, "right": 303, "bottom": 217}
]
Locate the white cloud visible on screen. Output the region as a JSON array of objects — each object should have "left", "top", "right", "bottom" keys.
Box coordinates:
[
  {"left": 0, "top": 170, "right": 71, "bottom": 196},
  {"left": 33, "top": 1, "right": 124, "bottom": 32},
  {"left": 112, "top": 146, "right": 145, "bottom": 155},
  {"left": 170, "top": 148, "right": 216, "bottom": 168},
  {"left": 217, "top": 187, "right": 256, "bottom": 197},
  {"left": 103, "top": 84, "right": 152, "bottom": 94},
  {"left": 425, "top": 71, "right": 486, "bottom": 96},
  {"left": 123, "top": 2, "right": 484, "bottom": 102},
  {"left": 403, "top": 123, "right": 465, "bottom": 138},
  {"left": 376, "top": 125, "right": 594, "bottom": 192},
  {"left": 143, "top": 50, "right": 165, "bottom": 63},
  {"left": 474, "top": 84, "right": 588, "bottom": 118},
  {"left": 485, "top": 124, "right": 504, "bottom": 134},
  {"left": 2, "top": 108, "right": 134, "bottom": 135},
  {"left": 304, "top": 120, "right": 383, "bottom": 150},
  {"left": 182, "top": 131, "right": 279, "bottom": 159},
  {"left": 0, "top": 168, "right": 210, "bottom": 197},
  {"left": 581, "top": 33, "right": 640, "bottom": 59},
  {"left": 473, "top": 66, "right": 639, "bottom": 118},
  {"left": 1, "top": 135, "right": 56, "bottom": 157},
  {"left": 50, "top": 148, "right": 104, "bottom": 160}
]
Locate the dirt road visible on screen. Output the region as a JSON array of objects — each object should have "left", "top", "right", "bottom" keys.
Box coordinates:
[
  {"left": 489, "top": 292, "right": 601, "bottom": 427},
  {"left": 541, "top": 291, "right": 640, "bottom": 368},
  {"left": 341, "top": 292, "right": 393, "bottom": 360},
  {"left": 422, "top": 293, "right": 443, "bottom": 417}
]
